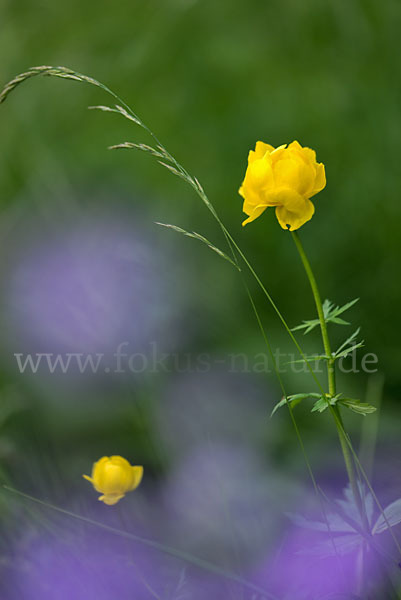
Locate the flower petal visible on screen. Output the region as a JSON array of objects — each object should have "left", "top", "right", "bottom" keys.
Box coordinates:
[
  {"left": 245, "top": 158, "right": 274, "bottom": 188},
  {"left": 240, "top": 158, "right": 275, "bottom": 219},
  {"left": 288, "top": 140, "right": 317, "bottom": 164},
  {"left": 128, "top": 466, "right": 144, "bottom": 491},
  {"left": 310, "top": 162, "right": 326, "bottom": 196},
  {"left": 275, "top": 198, "right": 315, "bottom": 231},
  {"left": 98, "top": 494, "right": 125, "bottom": 506},
  {"left": 266, "top": 187, "right": 304, "bottom": 210},
  {"left": 242, "top": 204, "right": 268, "bottom": 226},
  {"left": 273, "top": 158, "right": 301, "bottom": 190},
  {"left": 250, "top": 140, "right": 274, "bottom": 161},
  {"left": 91, "top": 456, "right": 110, "bottom": 488}
]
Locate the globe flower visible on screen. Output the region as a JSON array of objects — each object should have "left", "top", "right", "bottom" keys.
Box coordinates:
[
  {"left": 239, "top": 140, "right": 326, "bottom": 231},
  {"left": 83, "top": 456, "right": 143, "bottom": 506}
]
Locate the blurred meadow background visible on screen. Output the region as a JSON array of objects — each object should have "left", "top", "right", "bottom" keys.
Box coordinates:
[{"left": 1, "top": 0, "right": 401, "bottom": 598}]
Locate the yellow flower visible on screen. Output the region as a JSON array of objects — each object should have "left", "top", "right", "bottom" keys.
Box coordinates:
[
  {"left": 239, "top": 140, "right": 326, "bottom": 231},
  {"left": 83, "top": 455, "right": 143, "bottom": 506}
]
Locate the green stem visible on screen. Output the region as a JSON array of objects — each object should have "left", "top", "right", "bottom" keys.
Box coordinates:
[{"left": 291, "top": 231, "right": 366, "bottom": 523}]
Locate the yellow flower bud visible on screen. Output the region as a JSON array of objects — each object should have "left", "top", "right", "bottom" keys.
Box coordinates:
[
  {"left": 239, "top": 140, "right": 326, "bottom": 231},
  {"left": 83, "top": 455, "right": 143, "bottom": 506}
]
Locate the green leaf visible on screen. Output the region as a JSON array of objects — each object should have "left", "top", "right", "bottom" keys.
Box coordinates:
[
  {"left": 285, "top": 354, "right": 329, "bottom": 365},
  {"left": 311, "top": 394, "right": 341, "bottom": 413},
  {"left": 330, "top": 297, "right": 360, "bottom": 318},
  {"left": 335, "top": 341, "right": 365, "bottom": 359},
  {"left": 311, "top": 398, "right": 329, "bottom": 413},
  {"left": 335, "top": 328, "right": 364, "bottom": 358},
  {"left": 292, "top": 298, "right": 359, "bottom": 334},
  {"left": 270, "top": 397, "right": 288, "bottom": 417},
  {"left": 288, "top": 392, "right": 322, "bottom": 401},
  {"left": 322, "top": 298, "right": 334, "bottom": 316},
  {"left": 291, "top": 318, "right": 321, "bottom": 334},
  {"left": 339, "top": 399, "right": 376, "bottom": 416},
  {"left": 336, "top": 328, "right": 360, "bottom": 352},
  {"left": 155, "top": 223, "right": 240, "bottom": 270},
  {"left": 271, "top": 393, "right": 322, "bottom": 417},
  {"left": 330, "top": 317, "right": 350, "bottom": 325}
]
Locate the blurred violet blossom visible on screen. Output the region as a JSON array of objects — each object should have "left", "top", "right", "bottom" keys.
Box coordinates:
[
  {"left": 161, "top": 441, "right": 283, "bottom": 565},
  {"left": 4, "top": 215, "right": 176, "bottom": 357},
  {"left": 5, "top": 525, "right": 269, "bottom": 600},
  {"left": 252, "top": 484, "right": 398, "bottom": 599}
]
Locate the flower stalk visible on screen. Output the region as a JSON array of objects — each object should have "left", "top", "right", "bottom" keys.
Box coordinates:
[{"left": 291, "top": 231, "right": 367, "bottom": 526}]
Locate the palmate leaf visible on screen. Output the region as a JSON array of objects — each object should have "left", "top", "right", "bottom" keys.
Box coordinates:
[
  {"left": 292, "top": 298, "right": 359, "bottom": 335},
  {"left": 271, "top": 392, "right": 354, "bottom": 417},
  {"left": 336, "top": 483, "right": 375, "bottom": 527},
  {"left": 372, "top": 499, "right": 401, "bottom": 535},
  {"left": 271, "top": 392, "right": 322, "bottom": 417},
  {"left": 323, "top": 297, "right": 360, "bottom": 319},
  {"left": 155, "top": 223, "right": 240, "bottom": 270},
  {"left": 270, "top": 397, "right": 287, "bottom": 417},
  {"left": 286, "top": 511, "right": 357, "bottom": 534},
  {"left": 311, "top": 395, "right": 341, "bottom": 413},
  {"left": 335, "top": 342, "right": 365, "bottom": 359},
  {"left": 308, "top": 393, "right": 376, "bottom": 417},
  {"left": 289, "top": 484, "right": 401, "bottom": 562},
  {"left": 291, "top": 318, "right": 321, "bottom": 334},
  {"left": 289, "top": 484, "right": 373, "bottom": 534},
  {"left": 299, "top": 393, "right": 374, "bottom": 416},
  {"left": 338, "top": 398, "right": 376, "bottom": 416},
  {"left": 335, "top": 328, "right": 364, "bottom": 358}
]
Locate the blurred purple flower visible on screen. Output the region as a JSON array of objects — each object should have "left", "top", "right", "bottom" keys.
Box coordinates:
[
  {"left": 5, "top": 523, "right": 272, "bottom": 600},
  {"left": 252, "top": 484, "right": 398, "bottom": 599},
  {"left": 6, "top": 531, "right": 163, "bottom": 600},
  {"left": 4, "top": 216, "right": 174, "bottom": 357},
  {"left": 253, "top": 524, "right": 357, "bottom": 599},
  {"left": 161, "top": 441, "right": 283, "bottom": 566}
]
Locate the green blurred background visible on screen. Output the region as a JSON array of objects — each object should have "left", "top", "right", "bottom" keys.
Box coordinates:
[{"left": 0, "top": 0, "right": 401, "bottom": 569}]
